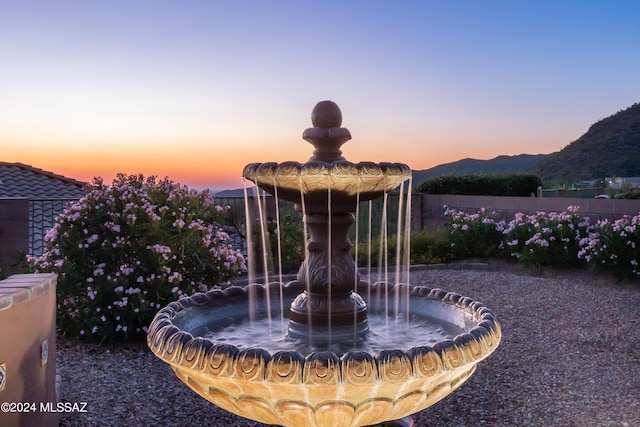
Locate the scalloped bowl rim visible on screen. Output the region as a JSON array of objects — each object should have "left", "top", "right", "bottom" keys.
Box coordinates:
[{"left": 147, "top": 281, "right": 501, "bottom": 384}]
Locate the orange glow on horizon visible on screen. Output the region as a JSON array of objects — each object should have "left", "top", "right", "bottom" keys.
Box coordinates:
[
  {"left": 1, "top": 101, "right": 565, "bottom": 192},
  {"left": 2, "top": 129, "right": 551, "bottom": 191}
]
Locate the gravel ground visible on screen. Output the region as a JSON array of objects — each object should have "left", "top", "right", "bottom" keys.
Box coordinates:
[{"left": 57, "top": 261, "right": 640, "bottom": 427}]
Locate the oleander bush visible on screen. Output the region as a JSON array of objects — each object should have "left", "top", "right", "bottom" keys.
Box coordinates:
[
  {"left": 578, "top": 214, "right": 640, "bottom": 278},
  {"left": 28, "top": 174, "right": 246, "bottom": 343},
  {"left": 502, "top": 207, "right": 592, "bottom": 267},
  {"left": 444, "top": 205, "right": 638, "bottom": 279},
  {"left": 447, "top": 208, "right": 505, "bottom": 258}
]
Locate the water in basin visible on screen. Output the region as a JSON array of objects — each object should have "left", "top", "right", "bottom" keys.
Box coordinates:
[{"left": 196, "top": 311, "right": 463, "bottom": 355}]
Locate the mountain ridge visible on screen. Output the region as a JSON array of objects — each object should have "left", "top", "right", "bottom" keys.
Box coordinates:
[
  {"left": 216, "top": 102, "right": 640, "bottom": 196},
  {"left": 526, "top": 102, "right": 640, "bottom": 183},
  {"left": 411, "top": 154, "right": 547, "bottom": 186}
]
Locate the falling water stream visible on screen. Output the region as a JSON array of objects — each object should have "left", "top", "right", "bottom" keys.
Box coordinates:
[{"left": 221, "top": 178, "right": 462, "bottom": 356}]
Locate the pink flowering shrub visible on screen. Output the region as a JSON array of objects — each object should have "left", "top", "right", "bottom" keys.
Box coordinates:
[
  {"left": 29, "top": 174, "right": 246, "bottom": 342},
  {"left": 435, "top": 205, "right": 638, "bottom": 278},
  {"left": 447, "top": 208, "right": 506, "bottom": 258},
  {"left": 578, "top": 214, "right": 640, "bottom": 278},
  {"left": 502, "top": 207, "right": 592, "bottom": 267}
]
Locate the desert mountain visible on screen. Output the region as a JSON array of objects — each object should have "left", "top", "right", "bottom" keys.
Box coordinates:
[
  {"left": 527, "top": 103, "right": 640, "bottom": 184},
  {"left": 411, "top": 154, "right": 547, "bottom": 187}
]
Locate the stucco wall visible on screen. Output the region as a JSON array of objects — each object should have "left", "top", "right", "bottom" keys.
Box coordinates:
[
  {"left": 0, "top": 273, "right": 58, "bottom": 427},
  {"left": 414, "top": 194, "right": 640, "bottom": 230}
]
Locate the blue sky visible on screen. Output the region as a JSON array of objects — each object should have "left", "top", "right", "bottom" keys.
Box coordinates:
[{"left": 1, "top": 1, "right": 638, "bottom": 189}]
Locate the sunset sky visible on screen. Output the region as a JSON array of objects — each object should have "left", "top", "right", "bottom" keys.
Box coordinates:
[{"left": 1, "top": 1, "right": 639, "bottom": 190}]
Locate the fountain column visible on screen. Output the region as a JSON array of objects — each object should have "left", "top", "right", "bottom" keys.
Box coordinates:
[
  {"left": 288, "top": 101, "right": 368, "bottom": 340},
  {"left": 289, "top": 211, "right": 368, "bottom": 339}
]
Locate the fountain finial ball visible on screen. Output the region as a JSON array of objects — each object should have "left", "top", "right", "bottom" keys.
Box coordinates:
[{"left": 311, "top": 100, "right": 342, "bottom": 128}]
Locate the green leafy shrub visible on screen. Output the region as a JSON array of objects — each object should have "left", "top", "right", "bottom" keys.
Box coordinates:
[
  {"left": 502, "top": 207, "right": 592, "bottom": 267},
  {"left": 416, "top": 173, "right": 542, "bottom": 196},
  {"left": 408, "top": 228, "right": 456, "bottom": 264},
  {"left": 28, "top": 174, "right": 246, "bottom": 343},
  {"left": 0, "top": 251, "right": 31, "bottom": 280},
  {"left": 578, "top": 214, "right": 640, "bottom": 278},
  {"left": 356, "top": 228, "right": 454, "bottom": 267},
  {"left": 613, "top": 188, "right": 640, "bottom": 199},
  {"left": 252, "top": 213, "right": 305, "bottom": 275}
]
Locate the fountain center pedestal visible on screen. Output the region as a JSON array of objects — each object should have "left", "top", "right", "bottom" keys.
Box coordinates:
[
  {"left": 289, "top": 211, "right": 367, "bottom": 341},
  {"left": 244, "top": 100, "right": 410, "bottom": 342}
]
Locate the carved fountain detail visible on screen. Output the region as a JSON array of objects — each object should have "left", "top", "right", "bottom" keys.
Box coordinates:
[{"left": 148, "top": 101, "right": 501, "bottom": 427}]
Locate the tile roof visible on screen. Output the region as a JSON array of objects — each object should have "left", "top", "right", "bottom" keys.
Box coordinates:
[{"left": 0, "top": 162, "right": 87, "bottom": 198}]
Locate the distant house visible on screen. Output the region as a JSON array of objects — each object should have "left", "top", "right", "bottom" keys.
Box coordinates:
[
  {"left": 605, "top": 176, "right": 640, "bottom": 190},
  {"left": 574, "top": 179, "right": 598, "bottom": 188},
  {"left": 0, "top": 163, "right": 87, "bottom": 262}
]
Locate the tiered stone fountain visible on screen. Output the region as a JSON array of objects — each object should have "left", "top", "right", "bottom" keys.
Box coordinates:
[{"left": 148, "top": 101, "right": 501, "bottom": 427}]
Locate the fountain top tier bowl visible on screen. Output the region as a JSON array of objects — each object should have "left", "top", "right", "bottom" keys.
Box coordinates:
[{"left": 242, "top": 100, "right": 411, "bottom": 214}]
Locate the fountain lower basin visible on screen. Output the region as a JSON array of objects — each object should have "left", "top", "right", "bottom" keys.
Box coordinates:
[{"left": 147, "top": 280, "right": 501, "bottom": 427}]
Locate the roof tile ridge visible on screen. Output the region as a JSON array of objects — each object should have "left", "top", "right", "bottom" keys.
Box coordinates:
[{"left": 0, "top": 162, "right": 88, "bottom": 187}]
